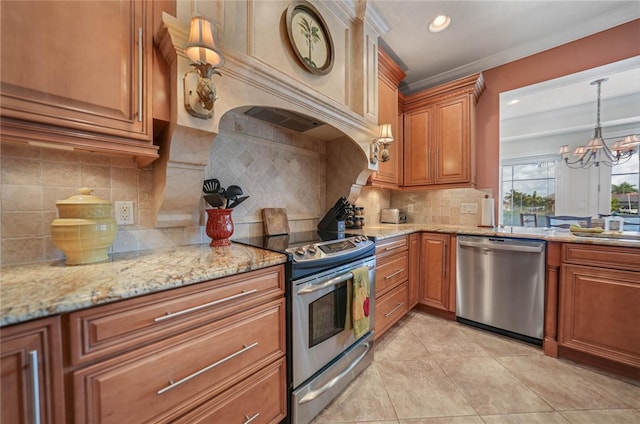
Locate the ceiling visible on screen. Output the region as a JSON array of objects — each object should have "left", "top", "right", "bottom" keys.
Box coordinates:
[{"left": 369, "top": 0, "right": 640, "bottom": 94}]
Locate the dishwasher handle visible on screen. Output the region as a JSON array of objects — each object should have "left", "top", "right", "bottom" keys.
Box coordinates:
[{"left": 458, "top": 239, "right": 543, "bottom": 253}]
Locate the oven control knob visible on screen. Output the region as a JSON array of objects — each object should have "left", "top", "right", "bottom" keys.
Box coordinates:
[
  {"left": 307, "top": 245, "right": 317, "bottom": 255},
  {"left": 295, "top": 248, "right": 306, "bottom": 256}
]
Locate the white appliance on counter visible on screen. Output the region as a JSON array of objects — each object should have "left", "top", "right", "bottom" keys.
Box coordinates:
[{"left": 380, "top": 208, "right": 407, "bottom": 224}]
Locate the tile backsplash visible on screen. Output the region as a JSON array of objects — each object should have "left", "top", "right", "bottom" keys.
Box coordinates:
[
  {"left": 1, "top": 111, "right": 492, "bottom": 266},
  {"left": 0, "top": 111, "right": 329, "bottom": 266},
  {"left": 357, "top": 186, "right": 493, "bottom": 227}
]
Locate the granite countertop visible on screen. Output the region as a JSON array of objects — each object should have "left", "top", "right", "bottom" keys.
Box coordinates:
[
  {"left": 352, "top": 223, "right": 640, "bottom": 247},
  {"left": 3, "top": 224, "right": 638, "bottom": 328},
  {"left": 0, "top": 243, "right": 288, "bottom": 327}
]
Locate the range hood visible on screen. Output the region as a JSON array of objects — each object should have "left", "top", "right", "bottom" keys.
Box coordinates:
[
  {"left": 244, "top": 107, "right": 324, "bottom": 133},
  {"left": 151, "top": 4, "right": 387, "bottom": 228}
]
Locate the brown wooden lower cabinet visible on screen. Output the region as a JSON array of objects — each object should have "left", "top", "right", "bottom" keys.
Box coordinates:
[
  {"left": 418, "top": 233, "right": 453, "bottom": 314},
  {"left": 72, "top": 299, "right": 285, "bottom": 423},
  {"left": 174, "top": 357, "right": 287, "bottom": 424},
  {"left": 374, "top": 236, "right": 411, "bottom": 339},
  {"left": 375, "top": 281, "right": 409, "bottom": 337},
  {"left": 559, "top": 264, "right": 640, "bottom": 371},
  {"left": 408, "top": 233, "right": 420, "bottom": 308},
  {"left": 0, "top": 316, "right": 66, "bottom": 424},
  {"left": 0, "top": 264, "right": 287, "bottom": 424},
  {"left": 556, "top": 244, "right": 640, "bottom": 379}
]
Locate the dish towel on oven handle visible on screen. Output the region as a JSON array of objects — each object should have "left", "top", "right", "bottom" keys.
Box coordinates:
[{"left": 351, "top": 266, "right": 370, "bottom": 338}]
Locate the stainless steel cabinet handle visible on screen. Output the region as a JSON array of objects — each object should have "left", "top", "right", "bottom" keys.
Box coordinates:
[
  {"left": 154, "top": 289, "right": 258, "bottom": 322},
  {"left": 384, "top": 245, "right": 403, "bottom": 251},
  {"left": 157, "top": 342, "right": 258, "bottom": 395},
  {"left": 29, "top": 350, "right": 41, "bottom": 424},
  {"left": 243, "top": 413, "right": 260, "bottom": 424},
  {"left": 298, "top": 342, "right": 371, "bottom": 404},
  {"left": 385, "top": 302, "right": 405, "bottom": 317},
  {"left": 137, "top": 27, "right": 143, "bottom": 122},
  {"left": 442, "top": 242, "right": 447, "bottom": 277},
  {"left": 384, "top": 269, "right": 405, "bottom": 279}
]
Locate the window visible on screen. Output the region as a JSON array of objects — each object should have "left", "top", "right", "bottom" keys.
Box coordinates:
[
  {"left": 501, "top": 159, "right": 556, "bottom": 226},
  {"left": 610, "top": 154, "right": 639, "bottom": 230}
]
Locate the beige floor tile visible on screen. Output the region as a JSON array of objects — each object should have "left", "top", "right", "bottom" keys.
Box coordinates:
[
  {"left": 313, "top": 421, "right": 398, "bottom": 424},
  {"left": 403, "top": 310, "right": 451, "bottom": 329},
  {"left": 376, "top": 359, "right": 476, "bottom": 419},
  {"left": 560, "top": 408, "right": 640, "bottom": 424},
  {"left": 569, "top": 362, "right": 640, "bottom": 408},
  {"left": 456, "top": 325, "right": 543, "bottom": 357},
  {"left": 496, "top": 355, "right": 632, "bottom": 410},
  {"left": 399, "top": 416, "right": 484, "bottom": 423},
  {"left": 376, "top": 321, "right": 432, "bottom": 361},
  {"left": 437, "top": 356, "right": 552, "bottom": 415},
  {"left": 480, "top": 411, "right": 571, "bottom": 423},
  {"left": 410, "top": 323, "right": 489, "bottom": 359},
  {"left": 311, "top": 364, "right": 397, "bottom": 423}
]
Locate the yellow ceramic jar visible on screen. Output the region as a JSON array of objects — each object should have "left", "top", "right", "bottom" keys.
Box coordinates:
[{"left": 51, "top": 188, "right": 117, "bottom": 265}]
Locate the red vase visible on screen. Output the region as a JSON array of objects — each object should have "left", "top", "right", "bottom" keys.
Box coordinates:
[{"left": 206, "top": 208, "right": 234, "bottom": 246}]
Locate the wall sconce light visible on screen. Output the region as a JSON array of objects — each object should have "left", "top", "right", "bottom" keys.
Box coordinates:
[
  {"left": 183, "top": 16, "right": 225, "bottom": 119},
  {"left": 370, "top": 123, "right": 394, "bottom": 164}
]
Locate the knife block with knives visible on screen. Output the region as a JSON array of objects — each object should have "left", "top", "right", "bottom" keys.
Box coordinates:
[{"left": 317, "top": 197, "right": 351, "bottom": 232}]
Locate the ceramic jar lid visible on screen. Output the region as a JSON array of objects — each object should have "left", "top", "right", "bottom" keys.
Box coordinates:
[
  {"left": 56, "top": 188, "right": 112, "bottom": 219},
  {"left": 57, "top": 187, "right": 110, "bottom": 205}
]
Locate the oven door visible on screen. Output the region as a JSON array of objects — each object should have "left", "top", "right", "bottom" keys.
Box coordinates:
[{"left": 292, "top": 257, "right": 375, "bottom": 388}]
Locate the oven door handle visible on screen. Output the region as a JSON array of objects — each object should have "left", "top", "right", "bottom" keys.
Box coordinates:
[
  {"left": 298, "top": 341, "right": 372, "bottom": 404},
  {"left": 297, "top": 272, "right": 353, "bottom": 295}
]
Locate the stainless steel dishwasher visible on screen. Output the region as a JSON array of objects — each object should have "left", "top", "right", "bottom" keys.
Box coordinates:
[{"left": 456, "top": 235, "right": 546, "bottom": 344}]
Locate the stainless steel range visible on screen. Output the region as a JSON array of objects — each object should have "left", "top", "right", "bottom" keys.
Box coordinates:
[{"left": 234, "top": 231, "right": 376, "bottom": 424}]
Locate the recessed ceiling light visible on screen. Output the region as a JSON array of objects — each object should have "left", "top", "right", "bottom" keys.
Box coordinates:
[
  {"left": 429, "top": 15, "right": 451, "bottom": 33},
  {"left": 508, "top": 99, "right": 520, "bottom": 105}
]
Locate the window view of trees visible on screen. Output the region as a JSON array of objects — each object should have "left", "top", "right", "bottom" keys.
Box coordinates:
[
  {"left": 502, "top": 161, "right": 556, "bottom": 226},
  {"left": 611, "top": 156, "right": 639, "bottom": 215}
]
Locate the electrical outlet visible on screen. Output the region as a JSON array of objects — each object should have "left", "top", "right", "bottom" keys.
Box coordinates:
[
  {"left": 460, "top": 203, "right": 478, "bottom": 214},
  {"left": 115, "top": 201, "right": 134, "bottom": 225}
]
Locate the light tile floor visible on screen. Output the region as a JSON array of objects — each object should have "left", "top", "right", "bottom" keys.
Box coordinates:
[{"left": 312, "top": 310, "right": 640, "bottom": 424}]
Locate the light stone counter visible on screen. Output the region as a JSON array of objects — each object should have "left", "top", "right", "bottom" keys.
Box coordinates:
[
  {"left": 3, "top": 225, "right": 638, "bottom": 327},
  {"left": 1, "top": 243, "right": 288, "bottom": 327},
  {"left": 351, "top": 223, "right": 640, "bottom": 248}
]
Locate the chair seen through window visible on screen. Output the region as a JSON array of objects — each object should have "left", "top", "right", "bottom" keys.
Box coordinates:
[{"left": 520, "top": 213, "right": 538, "bottom": 227}]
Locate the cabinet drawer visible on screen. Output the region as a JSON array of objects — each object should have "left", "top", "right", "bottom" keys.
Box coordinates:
[
  {"left": 375, "top": 281, "right": 409, "bottom": 339},
  {"left": 375, "top": 236, "right": 408, "bottom": 258},
  {"left": 376, "top": 252, "right": 409, "bottom": 296},
  {"left": 174, "top": 357, "right": 286, "bottom": 424},
  {"left": 68, "top": 265, "right": 284, "bottom": 365},
  {"left": 563, "top": 244, "right": 640, "bottom": 272},
  {"left": 73, "top": 299, "right": 285, "bottom": 424}
]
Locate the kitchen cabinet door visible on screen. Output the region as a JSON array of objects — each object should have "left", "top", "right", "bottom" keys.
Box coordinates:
[
  {"left": 0, "top": 316, "right": 65, "bottom": 424},
  {"left": 369, "top": 47, "right": 406, "bottom": 188},
  {"left": 419, "top": 233, "right": 451, "bottom": 311},
  {"left": 0, "top": 0, "right": 157, "bottom": 167},
  {"left": 403, "top": 107, "right": 435, "bottom": 186},
  {"left": 408, "top": 233, "right": 421, "bottom": 308},
  {"left": 559, "top": 264, "right": 640, "bottom": 370},
  {"left": 403, "top": 73, "right": 483, "bottom": 189},
  {"left": 434, "top": 96, "right": 471, "bottom": 184}
]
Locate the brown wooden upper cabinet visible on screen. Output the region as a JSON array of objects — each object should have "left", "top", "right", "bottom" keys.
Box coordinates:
[
  {"left": 0, "top": 0, "right": 158, "bottom": 167},
  {"left": 369, "top": 47, "right": 406, "bottom": 188},
  {"left": 403, "top": 73, "right": 485, "bottom": 189}
]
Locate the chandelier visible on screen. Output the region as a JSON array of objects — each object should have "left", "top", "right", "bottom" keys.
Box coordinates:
[{"left": 559, "top": 78, "right": 639, "bottom": 168}]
